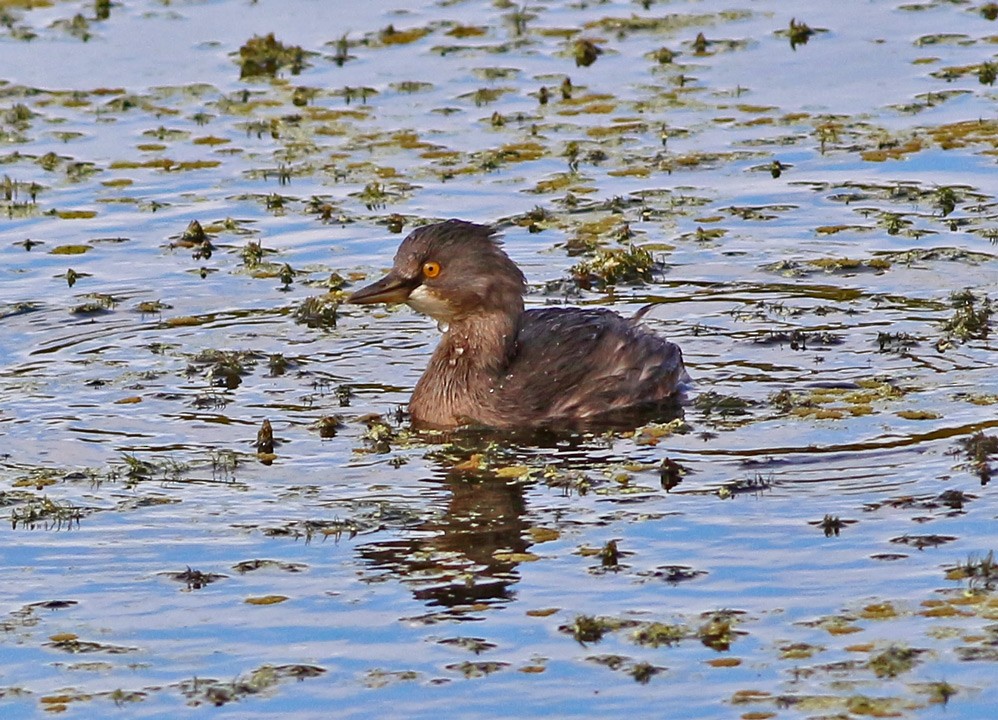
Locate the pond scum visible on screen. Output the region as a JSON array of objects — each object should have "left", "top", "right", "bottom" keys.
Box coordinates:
[{"left": 0, "top": 0, "right": 997, "bottom": 717}]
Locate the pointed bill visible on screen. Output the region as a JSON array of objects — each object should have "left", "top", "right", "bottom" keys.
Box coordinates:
[{"left": 348, "top": 272, "right": 415, "bottom": 305}]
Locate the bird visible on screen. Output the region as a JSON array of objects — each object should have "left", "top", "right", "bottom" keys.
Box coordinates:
[{"left": 348, "top": 219, "right": 689, "bottom": 430}]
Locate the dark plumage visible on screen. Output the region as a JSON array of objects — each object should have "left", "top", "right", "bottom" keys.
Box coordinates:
[{"left": 349, "top": 219, "right": 689, "bottom": 429}]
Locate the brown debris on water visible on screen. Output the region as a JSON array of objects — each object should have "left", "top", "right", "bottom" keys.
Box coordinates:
[{"left": 256, "top": 419, "right": 274, "bottom": 454}]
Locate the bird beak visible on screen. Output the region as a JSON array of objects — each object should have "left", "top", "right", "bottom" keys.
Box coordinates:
[{"left": 348, "top": 271, "right": 415, "bottom": 305}]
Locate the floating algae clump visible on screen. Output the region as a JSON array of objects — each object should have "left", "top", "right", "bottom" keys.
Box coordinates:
[
  {"left": 943, "top": 289, "right": 991, "bottom": 341},
  {"left": 237, "top": 34, "right": 308, "bottom": 78},
  {"left": 569, "top": 244, "right": 656, "bottom": 289}
]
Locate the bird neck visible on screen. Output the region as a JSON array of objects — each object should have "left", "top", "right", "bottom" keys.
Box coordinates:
[
  {"left": 409, "top": 307, "right": 521, "bottom": 427},
  {"left": 443, "top": 308, "right": 520, "bottom": 371}
]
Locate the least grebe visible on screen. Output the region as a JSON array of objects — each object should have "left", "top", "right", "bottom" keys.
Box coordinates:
[{"left": 349, "top": 220, "right": 689, "bottom": 429}]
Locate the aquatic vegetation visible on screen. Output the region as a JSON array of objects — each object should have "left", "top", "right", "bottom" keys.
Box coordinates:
[
  {"left": 180, "top": 664, "right": 325, "bottom": 707},
  {"left": 49, "top": 243, "right": 91, "bottom": 255},
  {"left": 0, "top": 2, "right": 997, "bottom": 717},
  {"left": 360, "top": 415, "right": 397, "bottom": 454},
  {"left": 632, "top": 622, "right": 688, "bottom": 647},
  {"left": 864, "top": 490, "right": 976, "bottom": 516},
  {"left": 568, "top": 243, "right": 656, "bottom": 289},
  {"left": 135, "top": 300, "right": 171, "bottom": 314},
  {"left": 785, "top": 18, "right": 815, "bottom": 50},
  {"left": 692, "top": 390, "right": 752, "bottom": 417},
  {"left": 890, "top": 533, "right": 957, "bottom": 550},
  {"left": 255, "top": 419, "right": 274, "bottom": 454},
  {"left": 632, "top": 419, "right": 690, "bottom": 446},
  {"left": 446, "top": 660, "right": 508, "bottom": 678},
  {"left": 597, "top": 538, "right": 622, "bottom": 569},
  {"left": 877, "top": 331, "right": 916, "bottom": 353},
  {"left": 10, "top": 496, "right": 87, "bottom": 530},
  {"left": 232, "top": 559, "right": 307, "bottom": 573},
  {"left": 164, "top": 566, "right": 226, "bottom": 590},
  {"left": 362, "top": 668, "right": 420, "bottom": 688},
  {"left": 376, "top": 24, "right": 431, "bottom": 46},
  {"left": 244, "top": 594, "right": 288, "bottom": 605},
  {"left": 957, "top": 432, "right": 998, "bottom": 484},
  {"left": 561, "top": 615, "right": 619, "bottom": 645},
  {"left": 187, "top": 349, "right": 262, "bottom": 390},
  {"left": 807, "top": 256, "right": 891, "bottom": 273},
  {"left": 172, "top": 220, "right": 213, "bottom": 262},
  {"left": 572, "top": 38, "right": 603, "bottom": 67},
  {"left": 45, "top": 633, "right": 136, "bottom": 655},
  {"left": 236, "top": 34, "right": 308, "bottom": 78},
  {"left": 867, "top": 645, "right": 925, "bottom": 678},
  {"left": 696, "top": 612, "right": 744, "bottom": 652},
  {"left": 239, "top": 239, "right": 265, "bottom": 267},
  {"left": 809, "top": 514, "right": 857, "bottom": 537},
  {"left": 651, "top": 46, "right": 676, "bottom": 64},
  {"left": 771, "top": 379, "right": 908, "bottom": 421},
  {"left": 657, "top": 457, "right": 688, "bottom": 491},
  {"left": 942, "top": 289, "right": 991, "bottom": 341},
  {"left": 718, "top": 474, "right": 771, "bottom": 499},
  {"left": 945, "top": 551, "right": 997, "bottom": 590},
  {"left": 438, "top": 636, "right": 496, "bottom": 654}
]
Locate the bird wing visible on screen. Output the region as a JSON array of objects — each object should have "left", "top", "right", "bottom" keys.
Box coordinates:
[{"left": 495, "top": 307, "right": 687, "bottom": 423}]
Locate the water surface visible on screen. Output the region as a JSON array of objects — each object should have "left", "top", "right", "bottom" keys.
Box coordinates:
[{"left": 1, "top": 1, "right": 996, "bottom": 718}]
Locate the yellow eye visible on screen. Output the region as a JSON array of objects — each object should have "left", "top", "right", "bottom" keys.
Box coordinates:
[{"left": 422, "top": 261, "right": 441, "bottom": 278}]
